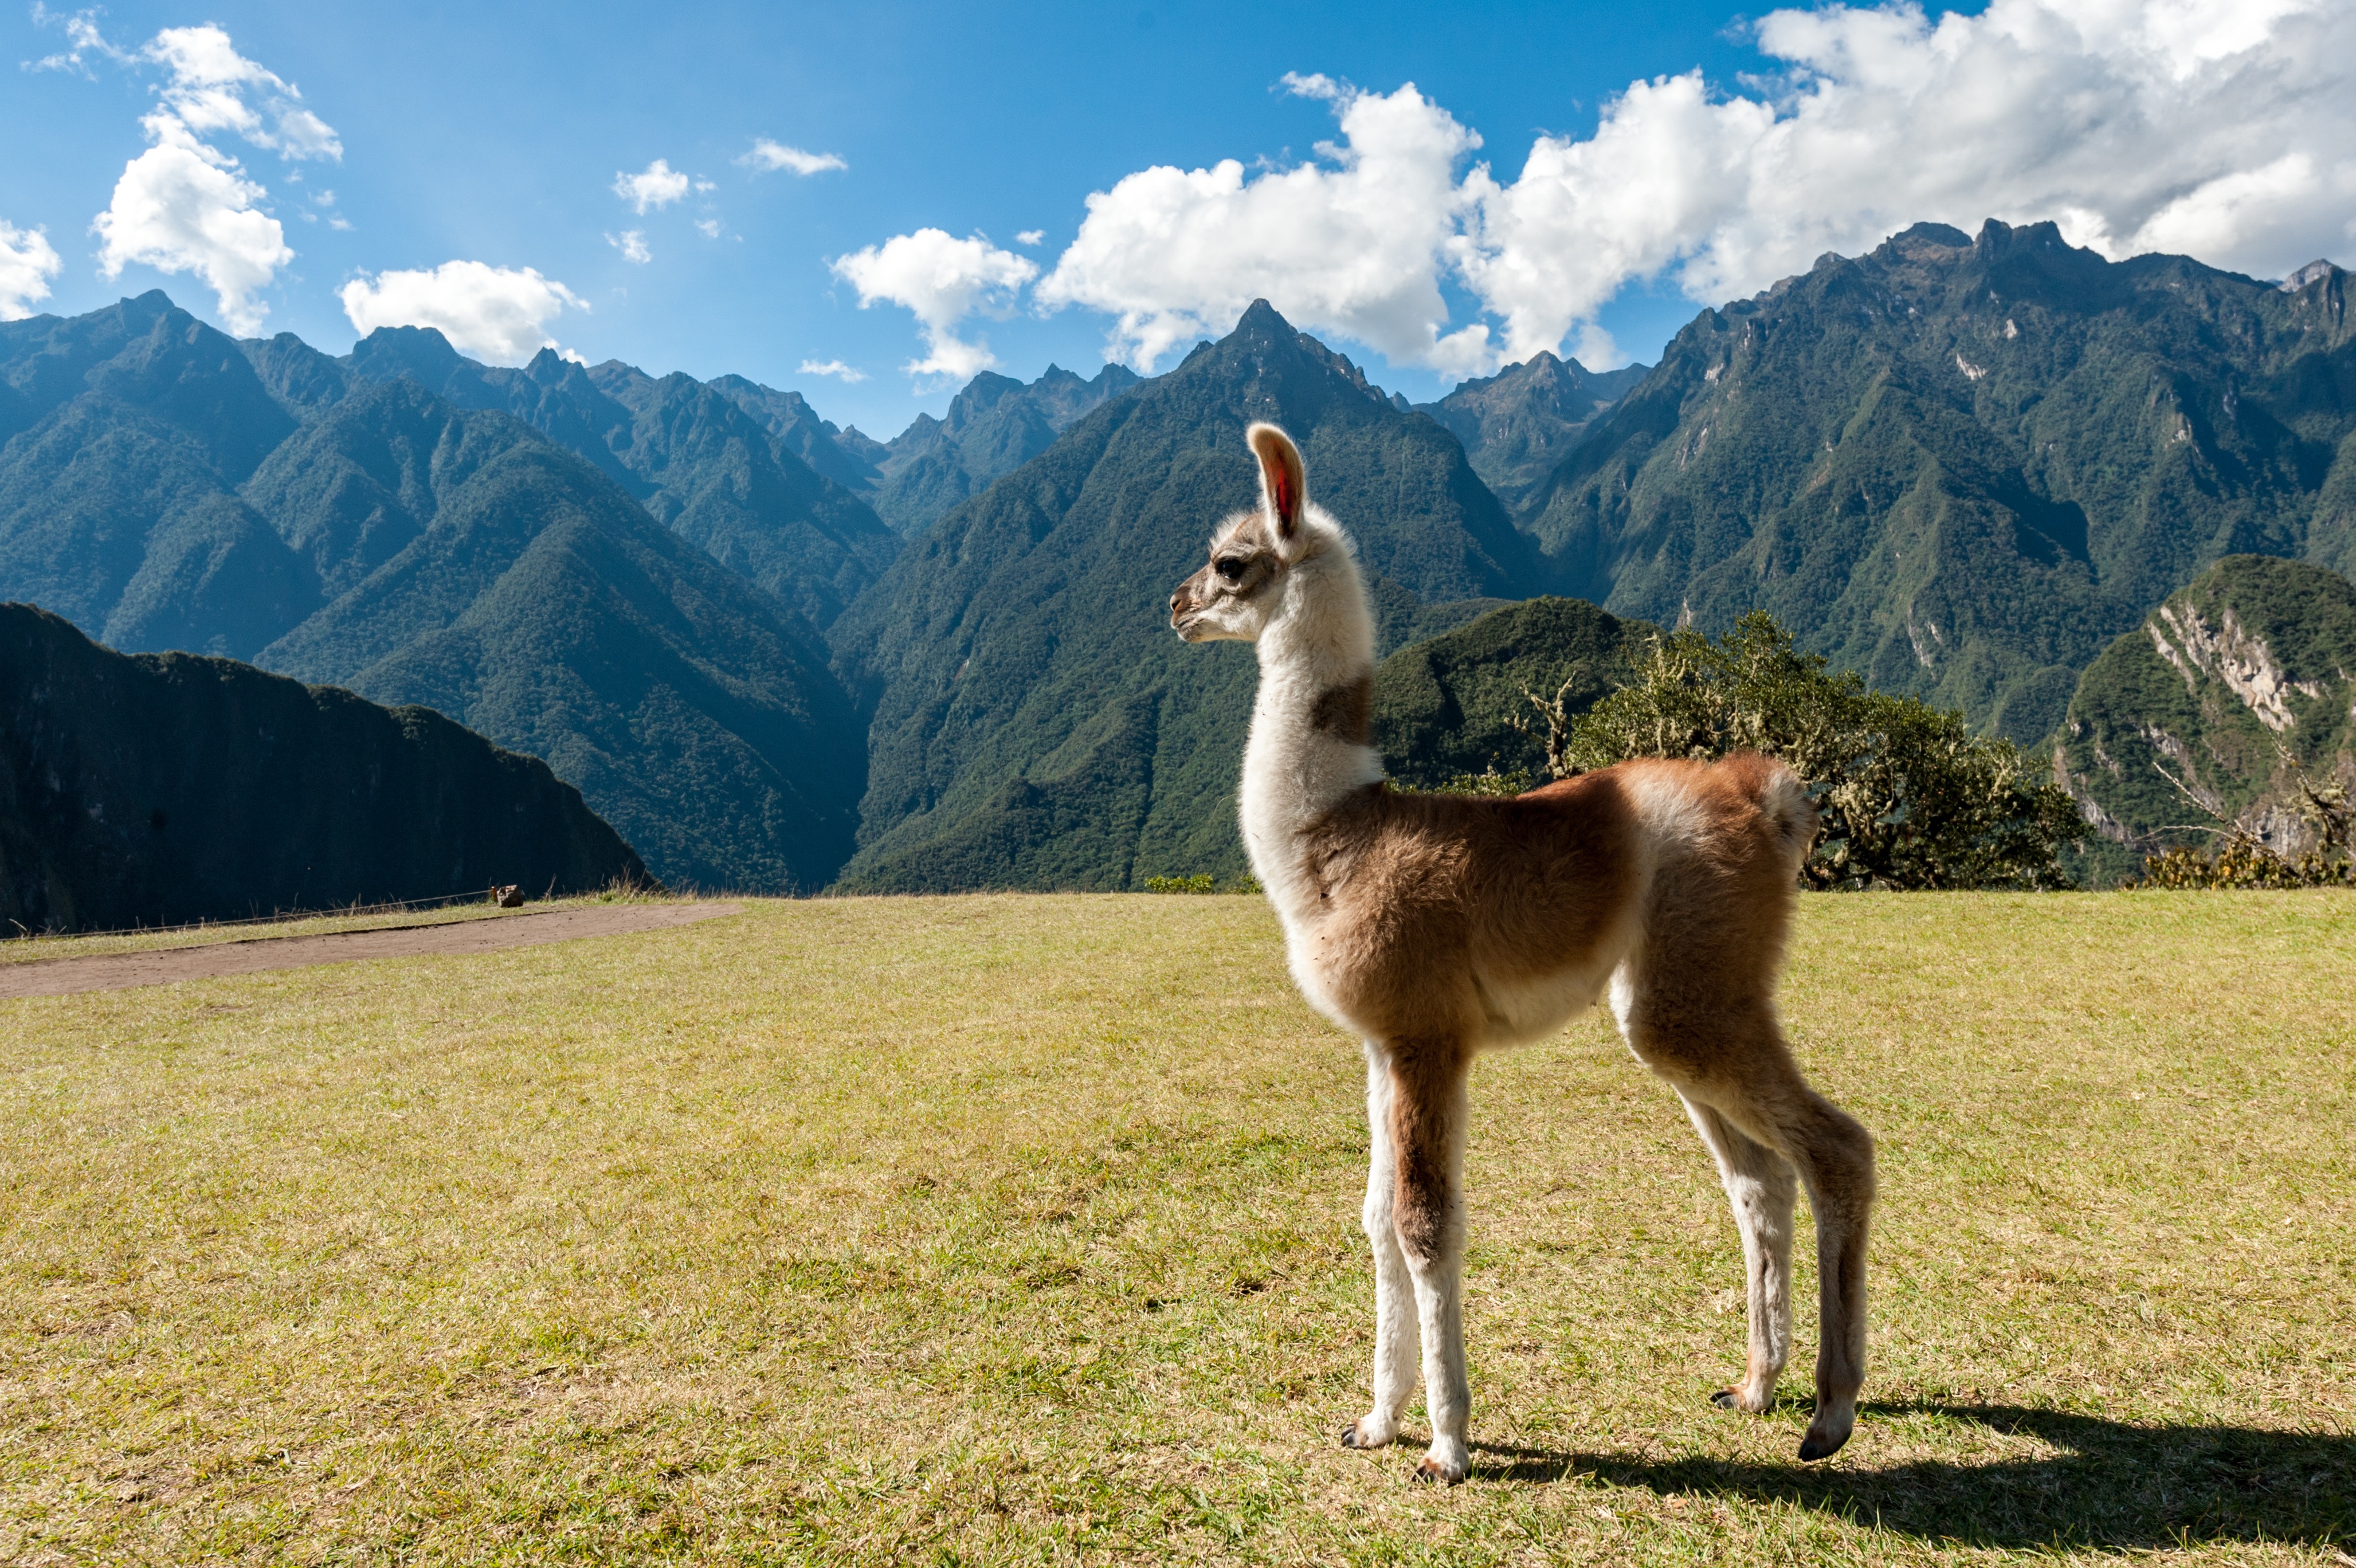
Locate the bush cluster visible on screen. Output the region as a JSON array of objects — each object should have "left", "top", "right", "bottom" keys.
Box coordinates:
[{"left": 1560, "top": 613, "right": 2084, "bottom": 891}]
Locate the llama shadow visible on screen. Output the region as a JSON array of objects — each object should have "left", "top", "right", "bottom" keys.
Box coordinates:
[{"left": 1472, "top": 1404, "right": 2356, "bottom": 1550}]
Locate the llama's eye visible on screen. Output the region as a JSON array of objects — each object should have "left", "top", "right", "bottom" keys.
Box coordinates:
[{"left": 1214, "top": 557, "right": 1246, "bottom": 583}]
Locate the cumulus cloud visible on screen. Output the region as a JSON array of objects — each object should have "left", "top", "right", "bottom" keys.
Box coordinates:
[
  {"left": 830, "top": 229, "right": 1038, "bottom": 379},
  {"left": 140, "top": 24, "right": 343, "bottom": 160},
  {"left": 1459, "top": 0, "right": 2356, "bottom": 361},
  {"left": 0, "top": 221, "right": 64, "bottom": 320},
  {"left": 608, "top": 229, "right": 652, "bottom": 264},
  {"left": 75, "top": 21, "right": 340, "bottom": 332},
  {"left": 798, "top": 358, "right": 866, "bottom": 382},
  {"left": 339, "top": 261, "right": 589, "bottom": 365},
  {"left": 94, "top": 141, "right": 293, "bottom": 333},
  {"left": 696, "top": 218, "right": 722, "bottom": 238},
  {"left": 614, "top": 159, "right": 689, "bottom": 214},
  {"left": 1016, "top": 229, "right": 1045, "bottom": 246},
  {"left": 1040, "top": 74, "right": 1491, "bottom": 374},
  {"left": 1016, "top": 2, "right": 2356, "bottom": 373},
  {"left": 738, "top": 139, "right": 847, "bottom": 176}
]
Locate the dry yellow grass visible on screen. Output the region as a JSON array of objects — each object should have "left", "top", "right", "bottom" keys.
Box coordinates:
[{"left": 1, "top": 891, "right": 2350, "bottom": 1563}]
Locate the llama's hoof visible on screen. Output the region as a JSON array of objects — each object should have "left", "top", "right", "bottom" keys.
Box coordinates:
[
  {"left": 1338, "top": 1417, "right": 1393, "bottom": 1449},
  {"left": 1711, "top": 1382, "right": 1771, "bottom": 1413},
  {"left": 1413, "top": 1453, "right": 1467, "bottom": 1485},
  {"left": 1798, "top": 1410, "right": 1854, "bottom": 1461}
]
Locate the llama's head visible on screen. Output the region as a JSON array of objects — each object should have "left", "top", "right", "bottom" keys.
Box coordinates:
[{"left": 1169, "top": 422, "right": 1313, "bottom": 644}]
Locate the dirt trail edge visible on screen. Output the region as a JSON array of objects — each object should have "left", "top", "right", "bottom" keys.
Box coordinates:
[{"left": 0, "top": 903, "right": 746, "bottom": 1000}]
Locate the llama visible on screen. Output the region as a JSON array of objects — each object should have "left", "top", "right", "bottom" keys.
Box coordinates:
[{"left": 1168, "top": 423, "right": 1876, "bottom": 1484}]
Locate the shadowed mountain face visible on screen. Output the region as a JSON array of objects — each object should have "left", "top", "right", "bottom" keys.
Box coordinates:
[
  {"left": 1418, "top": 351, "right": 1647, "bottom": 523},
  {"left": 1531, "top": 221, "right": 2356, "bottom": 740},
  {"left": 826, "top": 300, "right": 1547, "bottom": 893},
  {"left": 0, "top": 295, "right": 867, "bottom": 893},
  {"left": 0, "top": 603, "right": 645, "bottom": 931},
  {"left": 2052, "top": 554, "right": 2356, "bottom": 884}
]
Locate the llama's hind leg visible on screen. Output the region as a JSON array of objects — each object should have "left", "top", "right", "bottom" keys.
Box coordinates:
[
  {"left": 1714, "top": 1079, "right": 1875, "bottom": 1460},
  {"left": 1342, "top": 1045, "right": 1417, "bottom": 1452},
  {"left": 1779, "top": 1088, "right": 1875, "bottom": 1460},
  {"left": 1387, "top": 1040, "right": 1473, "bottom": 1484},
  {"left": 1681, "top": 1095, "right": 1796, "bottom": 1414}
]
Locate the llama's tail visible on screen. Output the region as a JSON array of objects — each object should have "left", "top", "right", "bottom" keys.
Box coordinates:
[{"left": 1734, "top": 752, "right": 1819, "bottom": 869}]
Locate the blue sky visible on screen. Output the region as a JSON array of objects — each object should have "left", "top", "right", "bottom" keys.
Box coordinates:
[{"left": 5, "top": 1, "right": 2350, "bottom": 439}]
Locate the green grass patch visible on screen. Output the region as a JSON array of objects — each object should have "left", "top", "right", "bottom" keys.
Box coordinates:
[{"left": 2, "top": 892, "right": 2350, "bottom": 1562}]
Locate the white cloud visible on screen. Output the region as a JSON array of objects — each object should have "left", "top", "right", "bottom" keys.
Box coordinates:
[
  {"left": 1038, "top": 75, "right": 1492, "bottom": 374},
  {"left": 738, "top": 139, "right": 847, "bottom": 176},
  {"left": 339, "top": 261, "right": 589, "bottom": 365},
  {"left": 93, "top": 141, "right": 293, "bottom": 333},
  {"left": 0, "top": 221, "right": 64, "bottom": 320},
  {"left": 1459, "top": 0, "right": 2356, "bottom": 361},
  {"left": 798, "top": 358, "right": 867, "bottom": 382},
  {"left": 25, "top": 5, "right": 132, "bottom": 74},
  {"left": 142, "top": 24, "right": 342, "bottom": 160},
  {"left": 607, "top": 229, "right": 652, "bottom": 264},
  {"left": 830, "top": 228, "right": 1038, "bottom": 380},
  {"left": 613, "top": 159, "right": 689, "bottom": 214},
  {"left": 75, "top": 22, "right": 340, "bottom": 333},
  {"left": 1016, "top": 229, "right": 1045, "bottom": 246},
  {"left": 696, "top": 218, "right": 722, "bottom": 238},
  {"left": 1018, "top": 2, "right": 2356, "bottom": 374}
]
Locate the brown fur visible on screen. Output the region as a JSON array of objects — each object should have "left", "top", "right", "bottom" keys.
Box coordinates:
[{"left": 1311, "top": 677, "right": 1372, "bottom": 743}]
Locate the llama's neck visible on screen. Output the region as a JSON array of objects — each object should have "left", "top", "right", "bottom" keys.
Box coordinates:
[{"left": 1238, "top": 535, "right": 1382, "bottom": 899}]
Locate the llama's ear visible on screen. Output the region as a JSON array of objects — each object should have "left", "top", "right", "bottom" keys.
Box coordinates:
[{"left": 1247, "top": 422, "right": 1305, "bottom": 540}]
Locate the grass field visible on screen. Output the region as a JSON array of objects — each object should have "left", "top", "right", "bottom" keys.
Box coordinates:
[{"left": 2, "top": 892, "right": 2351, "bottom": 1564}]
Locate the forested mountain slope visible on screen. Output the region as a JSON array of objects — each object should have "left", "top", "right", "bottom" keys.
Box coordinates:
[
  {"left": 249, "top": 402, "right": 864, "bottom": 894},
  {"left": 0, "top": 295, "right": 865, "bottom": 893},
  {"left": 0, "top": 603, "right": 644, "bottom": 930},
  {"left": 2052, "top": 555, "right": 2356, "bottom": 883},
  {"left": 1417, "top": 352, "right": 1646, "bottom": 523},
  {"left": 855, "top": 364, "right": 1143, "bottom": 536},
  {"left": 1371, "top": 597, "right": 1657, "bottom": 788},
  {"left": 0, "top": 293, "right": 313, "bottom": 658},
  {"left": 342, "top": 328, "right": 899, "bottom": 630},
  {"left": 827, "top": 300, "right": 1544, "bottom": 892},
  {"left": 1531, "top": 222, "right": 2356, "bottom": 740}
]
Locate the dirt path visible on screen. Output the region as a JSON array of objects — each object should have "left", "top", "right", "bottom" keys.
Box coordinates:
[{"left": 0, "top": 903, "right": 745, "bottom": 1000}]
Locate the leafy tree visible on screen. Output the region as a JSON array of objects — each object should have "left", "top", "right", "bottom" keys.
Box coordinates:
[{"left": 1564, "top": 613, "right": 2083, "bottom": 890}]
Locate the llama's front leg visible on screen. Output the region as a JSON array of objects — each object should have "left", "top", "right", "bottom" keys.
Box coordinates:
[
  {"left": 1389, "top": 1041, "right": 1472, "bottom": 1484},
  {"left": 1341, "top": 1047, "right": 1417, "bottom": 1451},
  {"left": 1681, "top": 1095, "right": 1796, "bottom": 1413}
]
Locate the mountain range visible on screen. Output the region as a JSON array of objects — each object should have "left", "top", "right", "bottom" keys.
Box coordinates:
[
  {"left": 0, "top": 294, "right": 862, "bottom": 892},
  {"left": 3, "top": 218, "right": 2352, "bottom": 897},
  {"left": 1528, "top": 221, "right": 2356, "bottom": 743}
]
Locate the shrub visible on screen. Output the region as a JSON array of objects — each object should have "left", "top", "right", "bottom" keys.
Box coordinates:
[
  {"left": 2133, "top": 754, "right": 2353, "bottom": 888},
  {"left": 1142, "top": 875, "right": 1216, "bottom": 894},
  {"left": 1564, "top": 613, "right": 2083, "bottom": 891}
]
